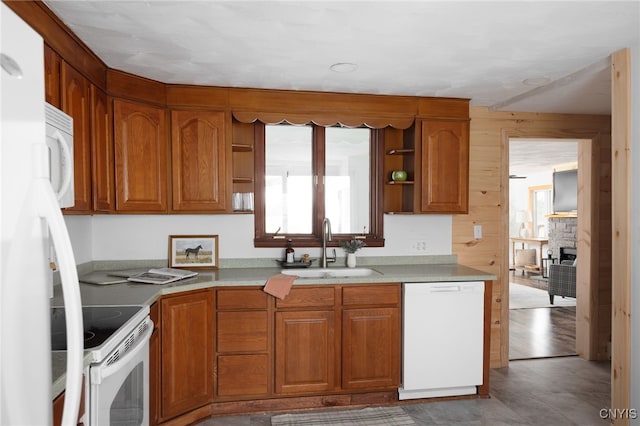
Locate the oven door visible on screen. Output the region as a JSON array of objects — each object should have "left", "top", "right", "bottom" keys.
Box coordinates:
[{"left": 89, "top": 317, "right": 152, "bottom": 426}]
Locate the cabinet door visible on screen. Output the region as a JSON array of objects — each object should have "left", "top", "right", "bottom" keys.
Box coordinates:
[
  {"left": 275, "top": 310, "right": 335, "bottom": 394},
  {"left": 113, "top": 99, "right": 168, "bottom": 212},
  {"left": 342, "top": 307, "right": 400, "bottom": 389},
  {"left": 171, "top": 110, "right": 228, "bottom": 212},
  {"left": 90, "top": 86, "right": 115, "bottom": 212},
  {"left": 419, "top": 120, "right": 469, "bottom": 213},
  {"left": 44, "top": 44, "right": 60, "bottom": 107},
  {"left": 160, "top": 290, "right": 214, "bottom": 420},
  {"left": 61, "top": 61, "right": 92, "bottom": 213}
]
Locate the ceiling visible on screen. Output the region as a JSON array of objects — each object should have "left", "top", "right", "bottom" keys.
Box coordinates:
[
  {"left": 509, "top": 139, "right": 578, "bottom": 178},
  {"left": 41, "top": 1, "right": 638, "bottom": 177},
  {"left": 42, "top": 1, "right": 640, "bottom": 116}
]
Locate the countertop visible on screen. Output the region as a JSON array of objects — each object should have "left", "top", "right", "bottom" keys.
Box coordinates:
[{"left": 51, "top": 258, "right": 496, "bottom": 398}]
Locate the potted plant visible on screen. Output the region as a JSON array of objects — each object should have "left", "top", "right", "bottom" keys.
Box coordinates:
[{"left": 339, "top": 239, "right": 366, "bottom": 268}]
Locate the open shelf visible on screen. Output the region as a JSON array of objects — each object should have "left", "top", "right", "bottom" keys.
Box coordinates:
[
  {"left": 386, "top": 180, "right": 414, "bottom": 185},
  {"left": 232, "top": 143, "right": 253, "bottom": 152},
  {"left": 386, "top": 148, "right": 415, "bottom": 155},
  {"left": 233, "top": 177, "right": 254, "bottom": 184}
]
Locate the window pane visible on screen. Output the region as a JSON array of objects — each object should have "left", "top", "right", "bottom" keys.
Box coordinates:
[
  {"left": 325, "top": 128, "right": 370, "bottom": 234},
  {"left": 265, "top": 125, "right": 313, "bottom": 234}
]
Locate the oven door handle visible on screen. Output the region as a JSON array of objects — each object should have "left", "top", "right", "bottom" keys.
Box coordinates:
[{"left": 91, "top": 318, "right": 153, "bottom": 384}]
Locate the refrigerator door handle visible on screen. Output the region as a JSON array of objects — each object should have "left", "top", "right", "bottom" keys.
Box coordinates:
[{"left": 35, "top": 146, "right": 83, "bottom": 426}]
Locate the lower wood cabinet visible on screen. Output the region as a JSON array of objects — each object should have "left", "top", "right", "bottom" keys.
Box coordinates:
[
  {"left": 159, "top": 289, "right": 214, "bottom": 421},
  {"left": 342, "top": 307, "right": 400, "bottom": 389},
  {"left": 154, "top": 283, "right": 402, "bottom": 423},
  {"left": 341, "top": 284, "right": 401, "bottom": 390},
  {"left": 275, "top": 310, "right": 336, "bottom": 394}
]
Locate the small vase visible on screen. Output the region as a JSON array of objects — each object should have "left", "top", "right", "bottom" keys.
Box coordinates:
[{"left": 346, "top": 253, "right": 356, "bottom": 268}]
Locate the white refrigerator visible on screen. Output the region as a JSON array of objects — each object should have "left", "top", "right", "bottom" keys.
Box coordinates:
[{"left": 1, "top": 4, "right": 84, "bottom": 425}]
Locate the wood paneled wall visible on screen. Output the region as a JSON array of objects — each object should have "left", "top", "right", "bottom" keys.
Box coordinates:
[
  {"left": 455, "top": 107, "right": 612, "bottom": 368},
  {"left": 610, "top": 48, "right": 631, "bottom": 425}
]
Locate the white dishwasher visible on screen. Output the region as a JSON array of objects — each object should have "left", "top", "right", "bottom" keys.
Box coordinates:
[{"left": 399, "top": 281, "right": 484, "bottom": 400}]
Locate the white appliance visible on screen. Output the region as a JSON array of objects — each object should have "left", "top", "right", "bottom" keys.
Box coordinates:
[
  {"left": 51, "top": 304, "right": 152, "bottom": 425},
  {"left": 45, "top": 102, "right": 74, "bottom": 208},
  {"left": 399, "top": 281, "right": 484, "bottom": 400},
  {"left": 89, "top": 314, "right": 151, "bottom": 426},
  {"left": 1, "top": 4, "right": 84, "bottom": 426}
]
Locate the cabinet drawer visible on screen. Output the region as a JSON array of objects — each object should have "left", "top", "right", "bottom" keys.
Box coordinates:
[
  {"left": 342, "top": 284, "right": 400, "bottom": 306},
  {"left": 217, "top": 311, "right": 268, "bottom": 352},
  {"left": 217, "top": 288, "right": 268, "bottom": 310},
  {"left": 217, "top": 354, "right": 269, "bottom": 397},
  {"left": 276, "top": 286, "right": 335, "bottom": 309}
]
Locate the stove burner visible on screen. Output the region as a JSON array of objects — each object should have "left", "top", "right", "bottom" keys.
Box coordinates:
[{"left": 51, "top": 305, "right": 143, "bottom": 351}]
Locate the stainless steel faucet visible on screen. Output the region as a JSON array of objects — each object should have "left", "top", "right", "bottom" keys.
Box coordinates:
[{"left": 321, "top": 217, "right": 336, "bottom": 268}]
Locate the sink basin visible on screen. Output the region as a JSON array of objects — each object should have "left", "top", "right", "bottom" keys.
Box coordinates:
[{"left": 281, "top": 268, "right": 382, "bottom": 278}]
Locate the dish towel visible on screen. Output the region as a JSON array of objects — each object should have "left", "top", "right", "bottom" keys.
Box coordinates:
[{"left": 263, "top": 273, "right": 298, "bottom": 300}]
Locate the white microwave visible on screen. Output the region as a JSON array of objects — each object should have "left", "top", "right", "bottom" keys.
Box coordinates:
[{"left": 45, "top": 102, "right": 74, "bottom": 208}]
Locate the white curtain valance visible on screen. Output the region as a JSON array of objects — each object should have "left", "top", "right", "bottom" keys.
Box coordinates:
[{"left": 232, "top": 111, "right": 415, "bottom": 129}]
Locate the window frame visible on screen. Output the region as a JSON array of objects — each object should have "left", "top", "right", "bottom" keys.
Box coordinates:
[{"left": 254, "top": 122, "right": 384, "bottom": 248}]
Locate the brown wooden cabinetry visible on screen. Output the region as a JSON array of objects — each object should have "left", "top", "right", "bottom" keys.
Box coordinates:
[
  {"left": 44, "top": 44, "right": 61, "bottom": 107},
  {"left": 113, "top": 99, "right": 168, "bottom": 212},
  {"left": 341, "top": 284, "right": 400, "bottom": 390},
  {"left": 275, "top": 310, "right": 336, "bottom": 394},
  {"left": 90, "top": 86, "right": 114, "bottom": 212},
  {"left": 274, "top": 286, "right": 337, "bottom": 394},
  {"left": 231, "top": 120, "right": 255, "bottom": 212},
  {"left": 419, "top": 119, "right": 469, "bottom": 213},
  {"left": 215, "top": 288, "right": 270, "bottom": 398},
  {"left": 160, "top": 289, "right": 214, "bottom": 421},
  {"left": 61, "top": 61, "right": 92, "bottom": 213},
  {"left": 171, "top": 110, "right": 229, "bottom": 212},
  {"left": 383, "top": 119, "right": 469, "bottom": 214}
]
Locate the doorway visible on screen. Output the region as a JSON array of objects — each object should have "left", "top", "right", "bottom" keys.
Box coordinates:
[
  {"left": 508, "top": 138, "right": 579, "bottom": 360},
  {"left": 501, "top": 129, "right": 610, "bottom": 365}
]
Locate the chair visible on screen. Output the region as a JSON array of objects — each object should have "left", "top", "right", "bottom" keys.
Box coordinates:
[{"left": 547, "top": 262, "right": 576, "bottom": 304}]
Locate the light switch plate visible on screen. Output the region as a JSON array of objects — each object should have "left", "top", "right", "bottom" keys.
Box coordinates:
[{"left": 473, "top": 225, "right": 482, "bottom": 239}]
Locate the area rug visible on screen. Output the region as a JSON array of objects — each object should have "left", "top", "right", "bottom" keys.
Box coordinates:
[
  {"left": 271, "top": 406, "right": 416, "bottom": 426},
  {"left": 510, "top": 282, "right": 576, "bottom": 309}
]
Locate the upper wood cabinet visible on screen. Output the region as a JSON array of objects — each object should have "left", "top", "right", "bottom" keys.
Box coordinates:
[
  {"left": 44, "top": 44, "right": 61, "bottom": 107},
  {"left": 419, "top": 119, "right": 469, "bottom": 213},
  {"left": 61, "top": 61, "right": 92, "bottom": 213},
  {"left": 113, "top": 99, "right": 168, "bottom": 212},
  {"left": 90, "top": 86, "right": 114, "bottom": 212},
  {"left": 171, "top": 110, "right": 229, "bottom": 212},
  {"left": 383, "top": 119, "right": 469, "bottom": 214},
  {"left": 160, "top": 290, "right": 214, "bottom": 421}
]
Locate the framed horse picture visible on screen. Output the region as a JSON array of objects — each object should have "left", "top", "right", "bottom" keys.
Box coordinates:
[{"left": 168, "top": 235, "right": 219, "bottom": 269}]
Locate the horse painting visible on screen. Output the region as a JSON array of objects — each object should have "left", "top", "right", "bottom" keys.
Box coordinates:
[{"left": 184, "top": 244, "right": 203, "bottom": 259}]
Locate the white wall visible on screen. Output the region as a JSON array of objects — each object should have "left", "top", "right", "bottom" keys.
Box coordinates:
[
  {"left": 67, "top": 213, "right": 452, "bottom": 262},
  {"left": 508, "top": 170, "right": 552, "bottom": 238}
]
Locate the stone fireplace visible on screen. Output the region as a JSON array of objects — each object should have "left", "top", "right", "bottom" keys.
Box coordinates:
[{"left": 548, "top": 216, "right": 577, "bottom": 259}]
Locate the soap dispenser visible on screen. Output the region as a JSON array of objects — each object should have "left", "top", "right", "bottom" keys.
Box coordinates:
[{"left": 285, "top": 239, "right": 295, "bottom": 264}]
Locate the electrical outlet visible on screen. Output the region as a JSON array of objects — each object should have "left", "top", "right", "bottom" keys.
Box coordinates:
[
  {"left": 410, "top": 240, "right": 429, "bottom": 252},
  {"left": 473, "top": 225, "right": 482, "bottom": 239}
]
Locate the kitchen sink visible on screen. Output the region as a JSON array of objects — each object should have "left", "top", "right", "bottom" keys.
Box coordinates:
[{"left": 281, "top": 267, "right": 382, "bottom": 278}]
